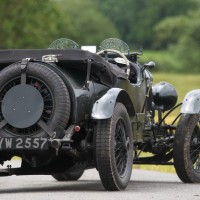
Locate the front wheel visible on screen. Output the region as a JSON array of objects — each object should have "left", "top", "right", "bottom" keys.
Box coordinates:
[
  {"left": 174, "top": 114, "right": 200, "bottom": 182},
  {"left": 95, "top": 103, "right": 133, "bottom": 191}
]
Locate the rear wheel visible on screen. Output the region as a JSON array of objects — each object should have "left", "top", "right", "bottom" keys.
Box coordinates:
[
  {"left": 96, "top": 103, "right": 133, "bottom": 191},
  {"left": 174, "top": 114, "right": 200, "bottom": 182},
  {"left": 52, "top": 164, "right": 84, "bottom": 181}
]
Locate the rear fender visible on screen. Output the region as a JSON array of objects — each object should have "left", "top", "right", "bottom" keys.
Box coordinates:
[
  {"left": 181, "top": 89, "right": 200, "bottom": 114},
  {"left": 91, "top": 88, "right": 135, "bottom": 119}
]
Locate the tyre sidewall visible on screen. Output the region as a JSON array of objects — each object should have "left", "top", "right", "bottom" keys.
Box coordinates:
[
  {"left": 174, "top": 114, "right": 200, "bottom": 182},
  {"left": 110, "top": 103, "right": 133, "bottom": 189},
  {"left": 183, "top": 114, "right": 200, "bottom": 182},
  {"left": 52, "top": 163, "right": 84, "bottom": 181}
]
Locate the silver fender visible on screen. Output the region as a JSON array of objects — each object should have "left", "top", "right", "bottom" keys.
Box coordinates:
[
  {"left": 91, "top": 88, "right": 135, "bottom": 119},
  {"left": 181, "top": 89, "right": 200, "bottom": 114}
]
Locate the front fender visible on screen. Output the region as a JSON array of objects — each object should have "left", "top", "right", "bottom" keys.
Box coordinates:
[
  {"left": 91, "top": 88, "right": 135, "bottom": 119},
  {"left": 181, "top": 89, "right": 200, "bottom": 114}
]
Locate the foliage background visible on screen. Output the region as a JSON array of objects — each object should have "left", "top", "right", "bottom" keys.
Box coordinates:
[{"left": 0, "top": 0, "right": 200, "bottom": 73}]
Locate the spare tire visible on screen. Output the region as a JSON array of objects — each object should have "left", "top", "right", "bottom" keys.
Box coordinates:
[{"left": 0, "top": 61, "right": 70, "bottom": 138}]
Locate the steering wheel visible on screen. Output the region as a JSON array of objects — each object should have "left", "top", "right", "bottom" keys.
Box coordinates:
[{"left": 97, "top": 49, "right": 130, "bottom": 75}]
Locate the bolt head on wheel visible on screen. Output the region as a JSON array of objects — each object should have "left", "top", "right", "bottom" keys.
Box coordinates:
[{"left": 1, "top": 84, "right": 44, "bottom": 128}]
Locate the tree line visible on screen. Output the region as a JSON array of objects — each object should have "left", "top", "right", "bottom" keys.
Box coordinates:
[{"left": 0, "top": 0, "right": 199, "bottom": 72}]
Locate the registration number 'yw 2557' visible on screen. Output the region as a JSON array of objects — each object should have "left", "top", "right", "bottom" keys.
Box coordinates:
[{"left": 0, "top": 137, "right": 48, "bottom": 150}]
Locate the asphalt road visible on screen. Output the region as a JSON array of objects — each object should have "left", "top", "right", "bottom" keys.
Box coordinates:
[{"left": 0, "top": 161, "right": 200, "bottom": 200}]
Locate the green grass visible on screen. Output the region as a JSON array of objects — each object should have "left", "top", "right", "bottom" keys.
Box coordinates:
[
  {"left": 133, "top": 164, "right": 176, "bottom": 173},
  {"left": 135, "top": 73, "right": 200, "bottom": 173}
]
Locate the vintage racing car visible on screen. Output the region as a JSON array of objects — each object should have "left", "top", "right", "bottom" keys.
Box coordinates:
[{"left": 0, "top": 38, "right": 199, "bottom": 191}]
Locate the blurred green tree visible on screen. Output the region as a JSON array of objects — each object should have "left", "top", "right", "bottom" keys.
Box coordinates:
[
  {"left": 0, "top": 0, "right": 73, "bottom": 48},
  {"left": 56, "top": 0, "right": 119, "bottom": 46},
  {"left": 0, "top": 0, "right": 119, "bottom": 48},
  {"left": 154, "top": 9, "right": 200, "bottom": 72},
  {"left": 95, "top": 0, "right": 197, "bottom": 48},
  {"left": 153, "top": 15, "right": 189, "bottom": 49},
  {"left": 174, "top": 11, "right": 200, "bottom": 72}
]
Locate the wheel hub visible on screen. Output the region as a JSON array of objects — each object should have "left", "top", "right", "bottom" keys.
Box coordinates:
[{"left": 1, "top": 84, "right": 44, "bottom": 128}]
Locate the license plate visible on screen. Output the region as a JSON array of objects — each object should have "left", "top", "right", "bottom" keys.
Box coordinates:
[{"left": 0, "top": 137, "right": 48, "bottom": 150}]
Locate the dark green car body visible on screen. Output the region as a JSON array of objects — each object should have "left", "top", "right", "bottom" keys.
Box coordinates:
[{"left": 0, "top": 40, "right": 199, "bottom": 191}]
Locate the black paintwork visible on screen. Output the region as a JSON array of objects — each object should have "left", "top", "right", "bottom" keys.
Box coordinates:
[{"left": 0, "top": 46, "right": 188, "bottom": 176}]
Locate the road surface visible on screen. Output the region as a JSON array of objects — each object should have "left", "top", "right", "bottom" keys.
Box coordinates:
[{"left": 0, "top": 160, "right": 199, "bottom": 200}]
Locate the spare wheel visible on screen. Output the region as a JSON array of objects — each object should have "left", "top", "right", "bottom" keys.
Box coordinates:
[{"left": 0, "top": 61, "right": 70, "bottom": 138}]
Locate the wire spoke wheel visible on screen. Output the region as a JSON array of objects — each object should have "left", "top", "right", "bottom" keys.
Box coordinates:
[
  {"left": 0, "top": 62, "right": 70, "bottom": 139},
  {"left": 174, "top": 114, "right": 200, "bottom": 183},
  {"left": 190, "top": 123, "right": 200, "bottom": 172},
  {"left": 96, "top": 103, "right": 133, "bottom": 191},
  {"left": 114, "top": 119, "right": 129, "bottom": 177},
  {"left": 0, "top": 61, "right": 71, "bottom": 167},
  {"left": 0, "top": 77, "right": 53, "bottom": 135}
]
